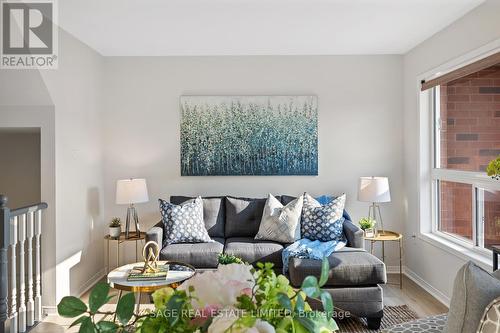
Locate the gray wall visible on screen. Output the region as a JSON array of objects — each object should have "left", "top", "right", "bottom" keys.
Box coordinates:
[
  {"left": 103, "top": 55, "right": 405, "bottom": 266},
  {"left": 403, "top": 0, "right": 500, "bottom": 303}
]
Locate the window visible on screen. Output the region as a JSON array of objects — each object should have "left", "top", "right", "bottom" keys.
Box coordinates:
[{"left": 430, "top": 63, "right": 500, "bottom": 252}]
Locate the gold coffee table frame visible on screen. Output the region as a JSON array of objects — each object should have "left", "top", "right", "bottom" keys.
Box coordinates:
[
  {"left": 364, "top": 230, "right": 403, "bottom": 289},
  {"left": 107, "top": 260, "right": 196, "bottom": 314}
]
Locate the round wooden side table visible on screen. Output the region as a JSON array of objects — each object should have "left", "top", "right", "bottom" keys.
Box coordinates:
[
  {"left": 105, "top": 232, "right": 146, "bottom": 273},
  {"left": 364, "top": 230, "right": 403, "bottom": 289}
]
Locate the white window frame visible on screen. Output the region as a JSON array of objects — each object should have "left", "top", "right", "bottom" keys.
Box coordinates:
[{"left": 417, "top": 39, "right": 500, "bottom": 266}]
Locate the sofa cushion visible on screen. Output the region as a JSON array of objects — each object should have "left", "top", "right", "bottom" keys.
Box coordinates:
[
  {"left": 288, "top": 247, "right": 386, "bottom": 287},
  {"left": 444, "top": 261, "right": 500, "bottom": 333},
  {"left": 170, "top": 196, "right": 225, "bottom": 238},
  {"left": 224, "top": 237, "right": 285, "bottom": 268},
  {"left": 225, "top": 196, "right": 278, "bottom": 238},
  {"left": 159, "top": 237, "right": 224, "bottom": 268}
]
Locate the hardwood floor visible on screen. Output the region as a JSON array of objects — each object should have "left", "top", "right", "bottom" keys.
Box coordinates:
[
  {"left": 30, "top": 274, "right": 448, "bottom": 332},
  {"left": 383, "top": 274, "right": 448, "bottom": 318}
]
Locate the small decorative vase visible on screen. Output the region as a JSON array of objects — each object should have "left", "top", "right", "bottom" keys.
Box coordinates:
[
  {"left": 109, "top": 226, "right": 121, "bottom": 238},
  {"left": 364, "top": 228, "right": 375, "bottom": 238}
]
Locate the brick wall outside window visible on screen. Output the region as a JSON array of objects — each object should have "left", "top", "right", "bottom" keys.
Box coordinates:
[{"left": 438, "top": 65, "right": 500, "bottom": 248}]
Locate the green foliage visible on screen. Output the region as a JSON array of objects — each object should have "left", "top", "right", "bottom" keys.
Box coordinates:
[
  {"left": 486, "top": 156, "right": 500, "bottom": 180},
  {"left": 180, "top": 96, "right": 318, "bottom": 176},
  {"left": 58, "top": 257, "right": 338, "bottom": 333},
  {"left": 109, "top": 217, "right": 121, "bottom": 227},
  {"left": 218, "top": 253, "right": 244, "bottom": 265},
  {"left": 358, "top": 217, "right": 376, "bottom": 230}
]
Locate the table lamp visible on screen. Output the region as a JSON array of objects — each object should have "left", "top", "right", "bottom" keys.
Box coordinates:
[
  {"left": 357, "top": 176, "right": 391, "bottom": 234},
  {"left": 116, "top": 178, "right": 149, "bottom": 238}
]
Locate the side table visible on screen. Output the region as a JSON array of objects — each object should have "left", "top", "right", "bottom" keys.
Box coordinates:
[
  {"left": 492, "top": 245, "right": 500, "bottom": 271},
  {"left": 364, "top": 230, "right": 403, "bottom": 289},
  {"left": 105, "top": 232, "right": 145, "bottom": 273}
]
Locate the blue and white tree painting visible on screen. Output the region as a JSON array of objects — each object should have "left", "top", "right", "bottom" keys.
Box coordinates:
[{"left": 180, "top": 96, "right": 318, "bottom": 176}]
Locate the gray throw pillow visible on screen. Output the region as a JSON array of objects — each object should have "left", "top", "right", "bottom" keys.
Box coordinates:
[
  {"left": 255, "top": 194, "right": 303, "bottom": 243},
  {"left": 445, "top": 261, "right": 500, "bottom": 333},
  {"left": 159, "top": 197, "right": 212, "bottom": 246}
]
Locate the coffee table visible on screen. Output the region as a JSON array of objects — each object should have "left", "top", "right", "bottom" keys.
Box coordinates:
[{"left": 107, "top": 261, "right": 196, "bottom": 311}]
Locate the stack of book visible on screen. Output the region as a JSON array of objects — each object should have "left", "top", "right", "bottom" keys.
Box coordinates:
[{"left": 127, "top": 264, "right": 170, "bottom": 282}]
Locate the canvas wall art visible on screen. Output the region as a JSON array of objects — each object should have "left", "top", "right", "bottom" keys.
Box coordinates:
[{"left": 180, "top": 95, "right": 318, "bottom": 176}]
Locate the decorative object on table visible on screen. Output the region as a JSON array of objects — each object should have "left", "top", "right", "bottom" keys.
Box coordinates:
[
  {"left": 255, "top": 193, "right": 303, "bottom": 243},
  {"left": 58, "top": 258, "right": 338, "bottom": 333},
  {"left": 108, "top": 217, "right": 122, "bottom": 238},
  {"left": 140, "top": 240, "right": 160, "bottom": 274},
  {"left": 301, "top": 192, "right": 347, "bottom": 242},
  {"left": 104, "top": 232, "right": 145, "bottom": 273},
  {"left": 180, "top": 95, "right": 318, "bottom": 176},
  {"left": 486, "top": 155, "right": 500, "bottom": 180},
  {"left": 115, "top": 178, "right": 149, "bottom": 239},
  {"left": 365, "top": 230, "right": 403, "bottom": 289},
  {"left": 358, "top": 176, "right": 391, "bottom": 233},
  {"left": 159, "top": 197, "right": 212, "bottom": 245},
  {"left": 359, "top": 217, "right": 377, "bottom": 237}
]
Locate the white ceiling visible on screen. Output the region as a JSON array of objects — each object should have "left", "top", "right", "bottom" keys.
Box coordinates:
[{"left": 59, "top": 0, "right": 484, "bottom": 56}]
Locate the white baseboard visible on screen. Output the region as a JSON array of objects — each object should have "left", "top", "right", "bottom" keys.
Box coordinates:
[
  {"left": 42, "top": 306, "right": 57, "bottom": 316},
  {"left": 401, "top": 266, "right": 451, "bottom": 307},
  {"left": 77, "top": 268, "right": 106, "bottom": 297}
]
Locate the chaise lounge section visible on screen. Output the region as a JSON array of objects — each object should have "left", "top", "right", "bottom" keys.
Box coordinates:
[{"left": 146, "top": 195, "right": 387, "bottom": 328}]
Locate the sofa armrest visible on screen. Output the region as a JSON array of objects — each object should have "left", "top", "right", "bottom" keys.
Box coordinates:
[
  {"left": 343, "top": 219, "right": 364, "bottom": 249},
  {"left": 146, "top": 221, "right": 163, "bottom": 246}
]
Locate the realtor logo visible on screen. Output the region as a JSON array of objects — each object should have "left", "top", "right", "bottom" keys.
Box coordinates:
[{"left": 1, "top": 0, "right": 58, "bottom": 69}]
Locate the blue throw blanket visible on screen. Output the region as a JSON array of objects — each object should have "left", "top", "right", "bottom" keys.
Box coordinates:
[{"left": 282, "top": 238, "right": 347, "bottom": 274}]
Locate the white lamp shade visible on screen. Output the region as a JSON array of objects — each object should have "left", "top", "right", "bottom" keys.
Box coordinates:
[
  {"left": 116, "top": 178, "right": 149, "bottom": 204},
  {"left": 357, "top": 177, "right": 391, "bottom": 203}
]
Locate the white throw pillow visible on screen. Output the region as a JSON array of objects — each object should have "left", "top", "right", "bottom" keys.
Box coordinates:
[{"left": 255, "top": 194, "right": 303, "bottom": 243}]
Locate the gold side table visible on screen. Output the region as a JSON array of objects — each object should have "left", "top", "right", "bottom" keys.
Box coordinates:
[
  {"left": 105, "top": 232, "right": 146, "bottom": 273},
  {"left": 364, "top": 230, "right": 403, "bottom": 289}
]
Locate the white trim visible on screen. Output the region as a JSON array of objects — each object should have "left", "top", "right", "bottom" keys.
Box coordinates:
[
  {"left": 77, "top": 268, "right": 106, "bottom": 298},
  {"left": 431, "top": 169, "right": 500, "bottom": 191},
  {"left": 403, "top": 266, "right": 450, "bottom": 307},
  {"left": 42, "top": 306, "right": 56, "bottom": 316}
]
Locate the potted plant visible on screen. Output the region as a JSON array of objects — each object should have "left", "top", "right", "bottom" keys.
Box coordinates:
[
  {"left": 109, "top": 217, "right": 122, "bottom": 238},
  {"left": 359, "top": 217, "right": 376, "bottom": 237},
  {"left": 486, "top": 156, "right": 500, "bottom": 180}
]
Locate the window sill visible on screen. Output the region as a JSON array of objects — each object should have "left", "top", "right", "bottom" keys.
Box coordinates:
[{"left": 418, "top": 232, "right": 493, "bottom": 270}]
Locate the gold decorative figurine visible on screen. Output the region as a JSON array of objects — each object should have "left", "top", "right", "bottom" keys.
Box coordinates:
[{"left": 141, "top": 241, "right": 161, "bottom": 274}]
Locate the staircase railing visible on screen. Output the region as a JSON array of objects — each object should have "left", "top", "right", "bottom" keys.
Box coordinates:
[{"left": 0, "top": 195, "right": 47, "bottom": 333}]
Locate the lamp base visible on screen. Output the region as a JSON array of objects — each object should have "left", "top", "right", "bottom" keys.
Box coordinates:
[
  {"left": 368, "top": 203, "right": 385, "bottom": 235},
  {"left": 125, "top": 205, "right": 141, "bottom": 239}
]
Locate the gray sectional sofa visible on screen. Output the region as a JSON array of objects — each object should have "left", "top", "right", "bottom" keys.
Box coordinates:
[{"left": 146, "top": 195, "right": 387, "bottom": 329}]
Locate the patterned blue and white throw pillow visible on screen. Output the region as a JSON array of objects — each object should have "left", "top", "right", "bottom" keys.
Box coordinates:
[
  {"left": 301, "top": 193, "right": 347, "bottom": 242},
  {"left": 159, "top": 197, "right": 212, "bottom": 246}
]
